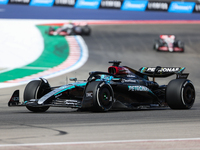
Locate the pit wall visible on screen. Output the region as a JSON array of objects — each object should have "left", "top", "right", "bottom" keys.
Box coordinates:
[{"left": 1, "top": 0, "right": 200, "bottom": 13}]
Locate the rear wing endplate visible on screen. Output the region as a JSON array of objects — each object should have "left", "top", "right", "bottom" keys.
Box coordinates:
[{"left": 176, "top": 73, "right": 189, "bottom": 79}]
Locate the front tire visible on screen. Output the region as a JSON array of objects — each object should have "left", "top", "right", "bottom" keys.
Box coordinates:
[
  {"left": 84, "top": 81, "right": 114, "bottom": 112},
  {"left": 177, "top": 40, "right": 184, "bottom": 52},
  {"left": 24, "top": 79, "right": 51, "bottom": 112},
  {"left": 166, "top": 79, "right": 195, "bottom": 109},
  {"left": 153, "top": 40, "right": 160, "bottom": 51},
  {"left": 82, "top": 25, "right": 91, "bottom": 36},
  {"left": 177, "top": 40, "right": 184, "bottom": 48}
]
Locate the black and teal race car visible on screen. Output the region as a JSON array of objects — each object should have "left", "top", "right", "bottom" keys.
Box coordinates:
[{"left": 8, "top": 61, "right": 195, "bottom": 112}]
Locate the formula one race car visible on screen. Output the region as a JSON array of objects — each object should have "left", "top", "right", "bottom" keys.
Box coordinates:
[
  {"left": 46, "top": 22, "right": 91, "bottom": 36},
  {"left": 8, "top": 61, "right": 195, "bottom": 112},
  {"left": 153, "top": 35, "right": 184, "bottom": 52}
]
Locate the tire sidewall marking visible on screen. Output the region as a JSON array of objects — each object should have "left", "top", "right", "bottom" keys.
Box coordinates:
[{"left": 181, "top": 80, "right": 194, "bottom": 107}]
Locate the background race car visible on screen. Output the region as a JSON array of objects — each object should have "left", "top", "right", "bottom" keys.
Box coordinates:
[
  {"left": 46, "top": 22, "right": 91, "bottom": 36},
  {"left": 153, "top": 35, "right": 184, "bottom": 52}
]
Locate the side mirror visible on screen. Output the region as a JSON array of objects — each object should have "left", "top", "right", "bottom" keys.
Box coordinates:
[{"left": 69, "top": 77, "right": 77, "bottom": 82}]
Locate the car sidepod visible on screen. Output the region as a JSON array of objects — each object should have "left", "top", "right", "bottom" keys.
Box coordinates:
[{"left": 111, "top": 83, "right": 159, "bottom": 108}]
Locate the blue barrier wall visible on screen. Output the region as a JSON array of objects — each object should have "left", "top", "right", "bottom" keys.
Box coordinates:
[
  {"left": 1, "top": 0, "right": 200, "bottom": 13},
  {"left": 0, "top": 4, "right": 199, "bottom": 20}
]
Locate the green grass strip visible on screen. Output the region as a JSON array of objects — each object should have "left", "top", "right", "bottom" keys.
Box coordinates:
[{"left": 0, "top": 25, "right": 69, "bottom": 82}]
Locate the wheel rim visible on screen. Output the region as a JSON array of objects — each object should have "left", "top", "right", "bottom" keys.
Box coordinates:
[
  {"left": 183, "top": 85, "right": 195, "bottom": 106},
  {"left": 102, "top": 92, "right": 109, "bottom": 105},
  {"left": 98, "top": 88, "right": 113, "bottom": 110}
]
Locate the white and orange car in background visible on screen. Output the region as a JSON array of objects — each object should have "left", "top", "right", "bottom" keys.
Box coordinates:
[{"left": 153, "top": 35, "right": 184, "bottom": 52}]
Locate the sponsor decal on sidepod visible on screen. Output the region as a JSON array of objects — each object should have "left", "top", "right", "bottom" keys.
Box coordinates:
[{"left": 128, "top": 86, "right": 150, "bottom": 92}]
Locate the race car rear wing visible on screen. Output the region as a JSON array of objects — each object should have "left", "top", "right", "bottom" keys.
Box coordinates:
[{"left": 139, "top": 66, "right": 188, "bottom": 79}]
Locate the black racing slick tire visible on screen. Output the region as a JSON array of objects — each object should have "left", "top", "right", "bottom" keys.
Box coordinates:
[
  {"left": 177, "top": 40, "right": 184, "bottom": 48},
  {"left": 24, "top": 79, "right": 51, "bottom": 112},
  {"left": 84, "top": 81, "right": 114, "bottom": 112},
  {"left": 153, "top": 40, "right": 160, "bottom": 51},
  {"left": 82, "top": 26, "right": 91, "bottom": 36},
  {"left": 49, "top": 26, "right": 55, "bottom": 32},
  {"left": 166, "top": 79, "right": 195, "bottom": 109},
  {"left": 177, "top": 40, "right": 184, "bottom": 52}
]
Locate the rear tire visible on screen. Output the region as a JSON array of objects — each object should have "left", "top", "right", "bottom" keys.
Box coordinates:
[
  {"left": 24, "top": 79, "right": 51, "bottom": 112},
  {"left": 166, "top": 79, "right": 195, "bottom": 109},
  {"left": 49, "top": 26, "right": 55, "bottom": 32}
]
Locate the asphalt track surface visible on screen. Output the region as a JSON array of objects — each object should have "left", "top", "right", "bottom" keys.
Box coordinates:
[
  {"left": 1, "top": 23, "right": 200, "bottom": 149},
  {"left": 1, "top": 4, "right": 200, "bottom": 149}
]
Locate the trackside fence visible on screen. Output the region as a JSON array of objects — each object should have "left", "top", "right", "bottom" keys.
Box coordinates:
[{"left": 0, "top": 0, "right": 200, "bottom": 13}]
